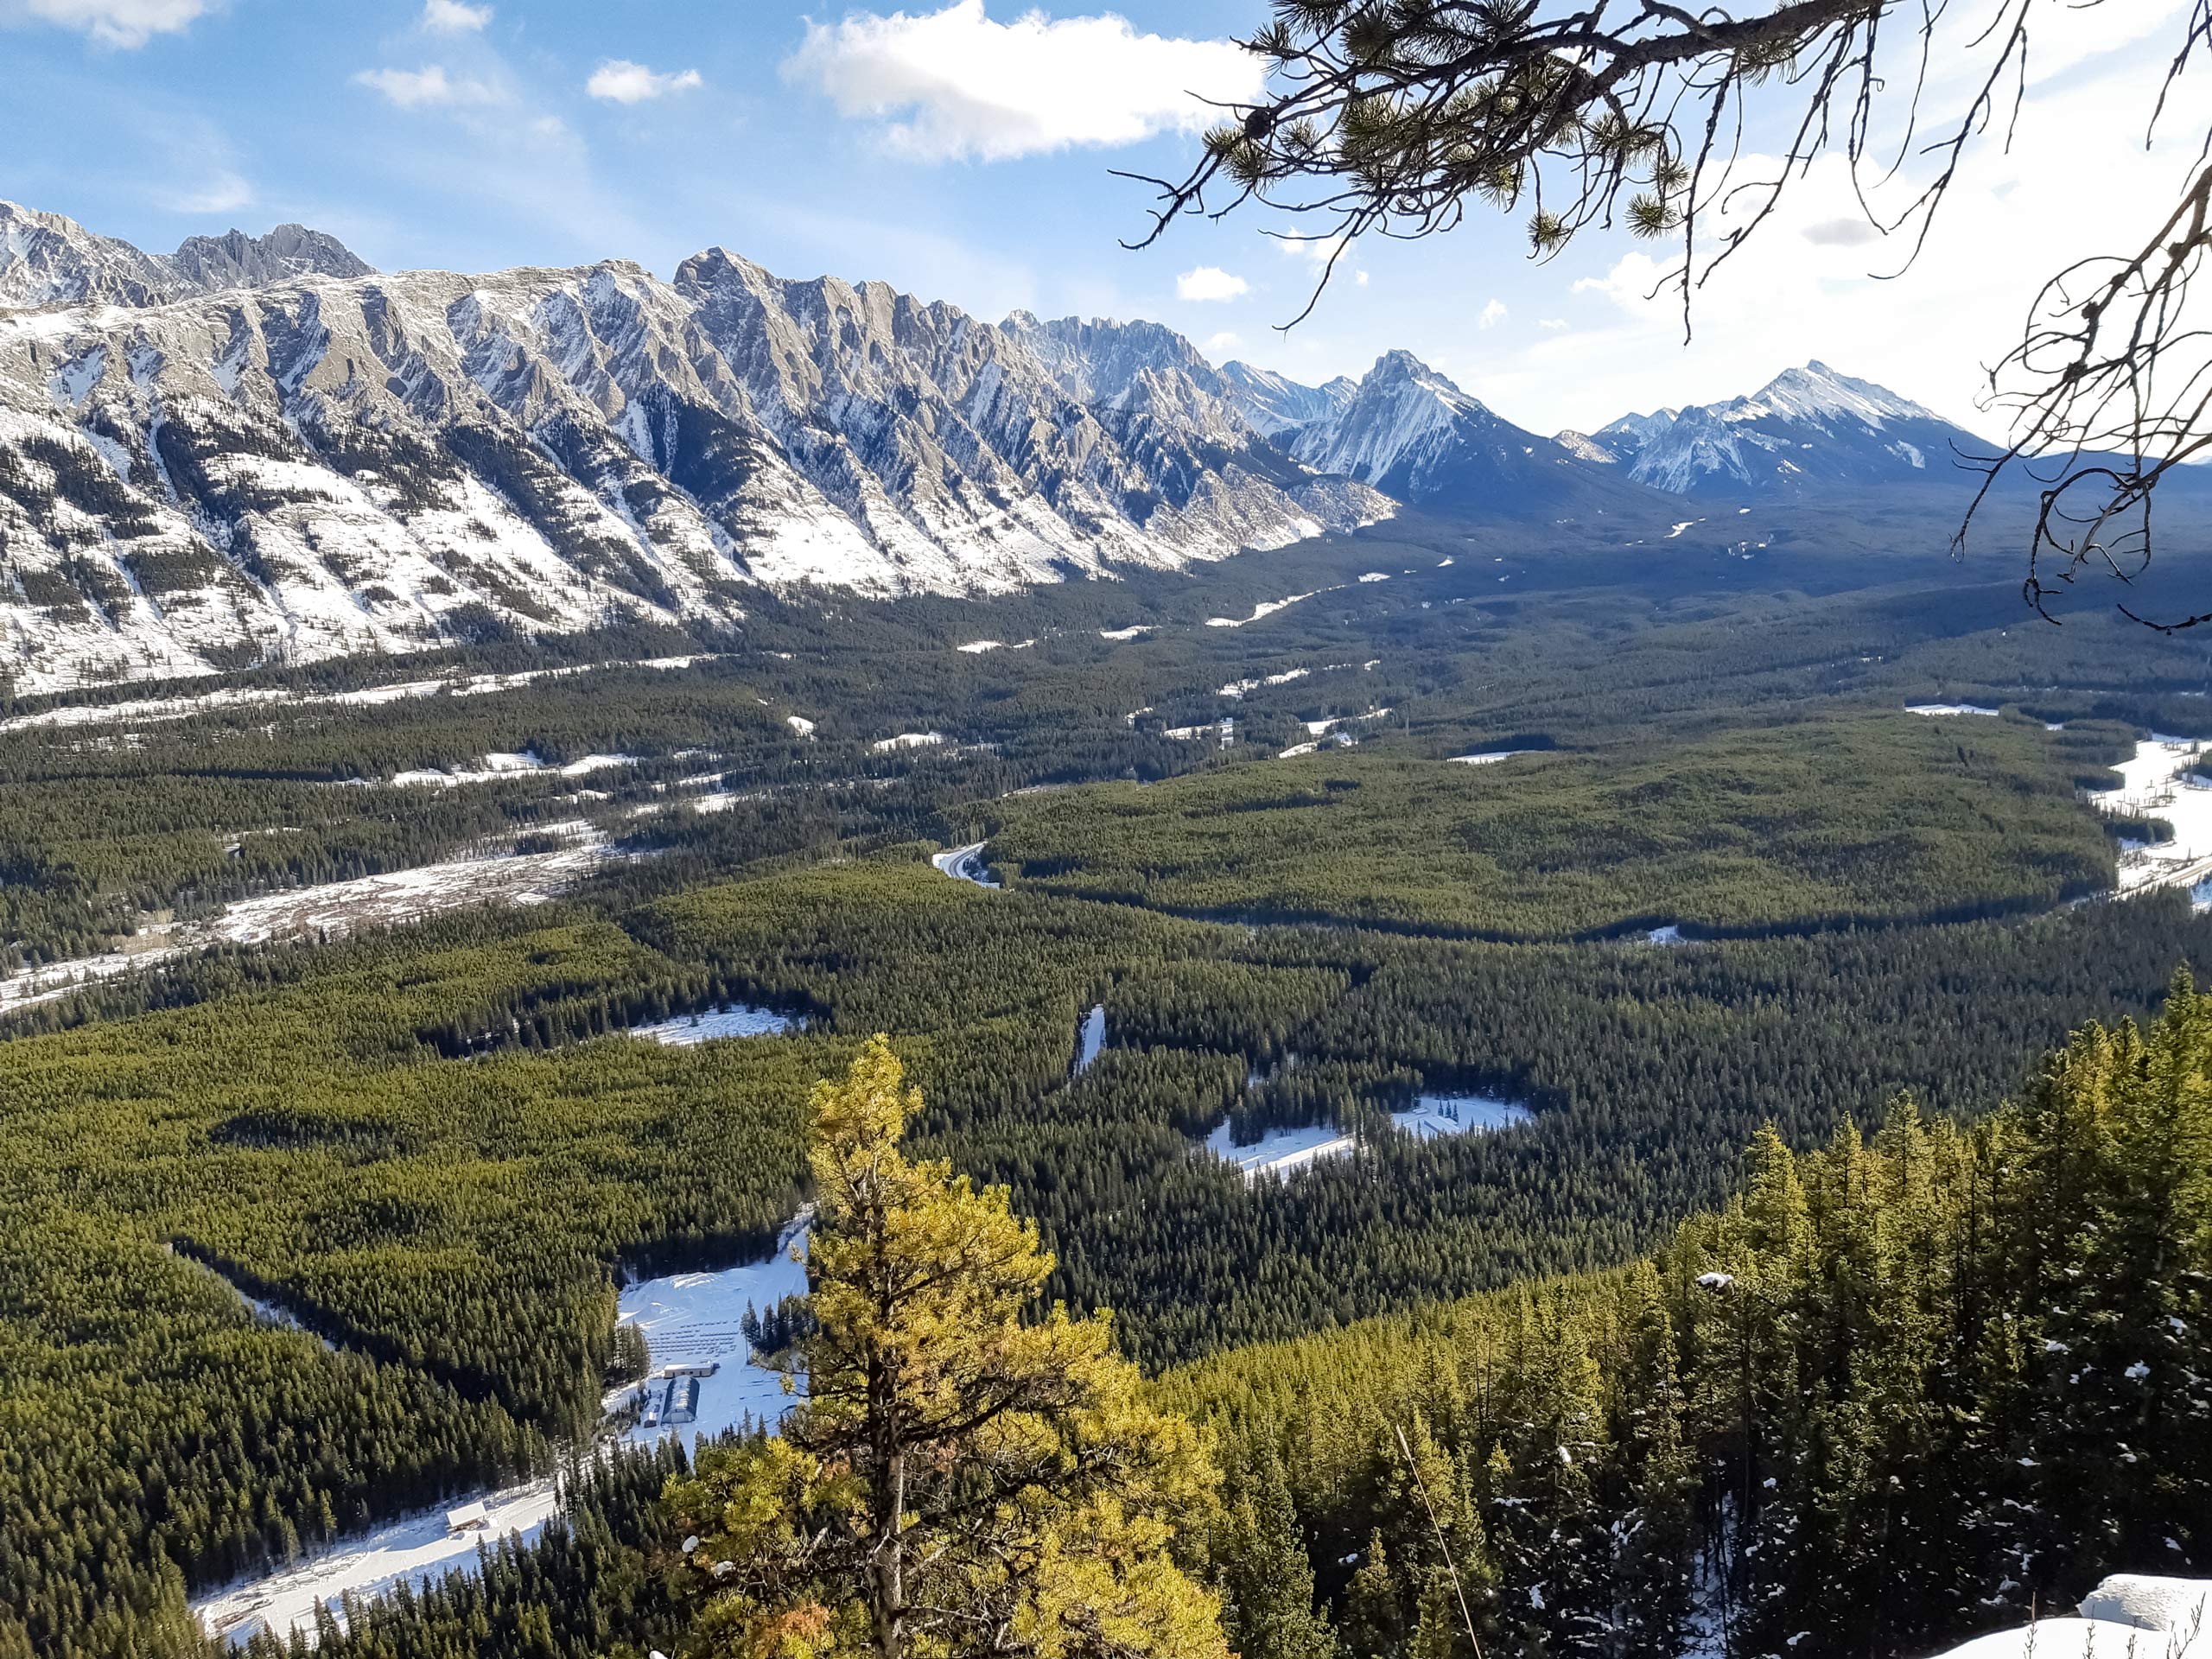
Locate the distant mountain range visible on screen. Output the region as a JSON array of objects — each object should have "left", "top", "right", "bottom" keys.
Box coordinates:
[
  {"left": 1550, "top": 362, "right": 1989, "bottom": 496},
  {"left": 0, "top": 197, "right": 2011, "bottom": 691}
]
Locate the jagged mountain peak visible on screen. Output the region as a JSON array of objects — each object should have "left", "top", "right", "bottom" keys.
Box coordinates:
[
  {"left": 0, "top": 199, "right": 372, "bottom": 314},
  {"left": 0, "top": 199, "right": 187, "bottom": 310},
  {"left": 1735, "top": 359, "right": 1939, "bottom": 428},
  {"left": 168, "top": 223, "right": 373, "bottom": 291},
  {"left": 1569, "top": 361, "right": 1981, "bottom": 496}
]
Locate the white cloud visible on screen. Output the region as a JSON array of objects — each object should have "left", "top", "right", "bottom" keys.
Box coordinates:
[
  {"left": 1478, "top": 298, "right": 1507, "bottom": 329},
  {"left": 13, "top": 0, "right": 208, "bottom": 47},
  {"left": 353, "top": 64, "right": 505, "bottom": 109},
  {"left": 1176, "top": 265, "right": 1248, "bottom": 302},
  {"left": 784, "top": 0, "right": 1265, "bottom": 162},
  {"left": 1355, "top": 270, "right": 1369, "bottom": 286},
  {"left": 1571, "top": 251, "right": 1670, "bottom": 318},
  {"left": 1539, "top": 317, "right": 1567, "bottom": 331},
  {"left": 1203, "top": 331, "right": 1242, "bottom": 355},
  {"left": 167, "top": 169, "right": 252, "bottom": 213},
  {"left": 587, "top": 60, "right": 703, "bottom": 104},
  {"left": 420, "top": 0, "right": 489, "bottom": 33}
]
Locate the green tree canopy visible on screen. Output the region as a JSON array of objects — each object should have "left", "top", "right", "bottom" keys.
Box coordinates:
[{"left": 664, "top": 1037, "right": 1228, "bottom": 1659}]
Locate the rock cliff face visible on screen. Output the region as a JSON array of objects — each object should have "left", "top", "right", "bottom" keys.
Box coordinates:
[{"left": 0, "top": 201, "right": 1388, "bottom": 692}]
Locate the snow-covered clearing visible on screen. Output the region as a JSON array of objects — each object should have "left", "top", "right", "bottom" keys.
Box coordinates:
[
  {"left": 610, "top": 1220, "right": 812, "bottom": 1452},
  {"left": 931, "top": 842, "right": 1001, "bottom": 888},
  {"left": 1449, "top": 749, "right": 1533, "bottom": 766},
  {"left": 1204, "top": 1090, "right": 1531, "bottom": 1183},
  {"left": 1647, "top": 925, "right": 1687, "bottom": 945},
  {"left": 195, "top": 1480, "right": 568, "bottom": 1648},
  {"left": 2097, "top": 736, "right": 2212, "bottom": 899},
  {"left": 1905, "top": 702, "right": 2001, "bottom": 718},
  {"left": 1667, "top": 520, "right": 1699, "bottom": 538},
  {"left": 956, "top": 639, "right": 1036, "bottom": 654},
  {"left": 1358, "top": 572, "right": 1390, "bottom": 582},
  {"left": 1206, "top": 592, "right": 1319, "bottom": 628},
  {"left": 1074, "top": 1004, "right": 1106, "bottom": 1074},
  {"left": 787, "top": 715, "right": 817, "bottom": 737},
  {"left": 391, "top": 751, "right": 548, "bottom": 787},
  {"left": 624, "top": 1005, "right": 801, "bottom": 1045},
  {"left": 194, "top": 1221, "right": 812, "bottom": 1647},
  {"left": 0, "top": 830, "right": 611, "bottom": 1016},
  {"left": 872, "top": 731, "right": 945, "bottom": 753},
  {"left": 1099, "top": 625, "right": 1153, "bottom": 640}
]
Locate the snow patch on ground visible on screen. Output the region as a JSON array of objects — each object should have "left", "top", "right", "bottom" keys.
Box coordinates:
[
  {"left": 872, "top": 731, "right": 945, "bottom": 753},
  {"left": 1206, "top": 592, "right": 1319, "bottom": 628},
  {"left": 1449, "top": 749, "right": 1533, "bottom": 766},
  {"left": 1906, "top": 702, "right": 2002, "bottom": 718},
  {"left": 1074, "top": 1003, "right": 1106, "bottom": 1074},
  {"left": 2097, "top": 736, "right": 2212, "bottom": 898},
  {"left": 931, "top": 842, "right": 1001, "bottom": 888},
  {"left": 1203, "top": 1091, "right": 1531, "bottom": 1183},
  {"left": 194, "top": 1479, "right": 569, "bottom": 1648},
  {"left": 1099, "top": 625, "right": 1152, "bottom": 640},
  {"left": 611, "top": 1220, "right": 812, "bottom": 1452},
  {"left": 625, "top": 1005, "right": 801, "bottom": 1045},
  {"left": 0, "top": 830, "right": 611, "bottom": 1015}
]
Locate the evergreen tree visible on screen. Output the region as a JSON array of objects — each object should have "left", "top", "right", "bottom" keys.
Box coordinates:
[{"left": 663, "top": 1038, "right": 1227, "bottom": 1659}]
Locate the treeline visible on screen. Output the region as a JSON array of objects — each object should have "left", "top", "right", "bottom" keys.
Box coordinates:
[{"left": 1170, "top": 978, "right": 2212, "bottom": 1659}]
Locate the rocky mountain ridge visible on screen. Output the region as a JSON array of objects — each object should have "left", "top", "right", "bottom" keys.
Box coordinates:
[
  {"left": 0, "top": 200, "right": 1388, "bottom": 693},
  {"left": 0, "top": 200, "right": 371, "bottom": 312}
]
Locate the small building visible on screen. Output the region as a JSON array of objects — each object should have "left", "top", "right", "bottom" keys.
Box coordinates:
[
  {"left": 664, "top": 1376, "right": 700, "bottom": 1425},
  {"left": 446, "top": 1501, "right": 490, "bottom": 1534},
  {"left": 665, "top": 1361, "right": 720, "bottom": 1378}
]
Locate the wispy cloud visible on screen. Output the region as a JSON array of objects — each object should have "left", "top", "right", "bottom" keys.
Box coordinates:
[
  {"left": 166, "top": 169, "right": 253, "bottom": 213},
  {"left": 1478, "top": 298, "right": 1507, "bottom": 329},
  {"left": 11, "top": 0, "right": 211, "bottom": 48},
  {"left": 353, "top": 64, "right": 505, "bottom": 110},
  {"left": 587, "top": 60, "right": 703, "bottom": 103},
  {"left": 420, "top": 0, "right": 489, "bottom": 33},
  {"left": 1177, "top": 265, "right": 1248, "bottom": 302},
  {"left": 784, "top": 0, "right": 1262, "bottom": 162}
]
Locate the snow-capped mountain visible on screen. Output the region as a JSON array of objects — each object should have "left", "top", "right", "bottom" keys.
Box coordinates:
[
  {"left": 1274, "top": 349, "right": 1651, "bottom": 512},
  {"left": 1217, "top": 360, "right": 1358, "bottom": 440},
  {"left": 1562, "top": 363, "right": 1986, "bottom": 496},
  {"left": 0, "top": 200, "right": 371, "bottom": 311},
  {"left": 0, "top": 200, "right": 1389, "bottom": 693}
]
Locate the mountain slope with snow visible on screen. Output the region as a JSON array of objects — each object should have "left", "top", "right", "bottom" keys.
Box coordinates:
[
  {"left": 1563, "top": 362, "right": 1988, "bottom": 497},
  {"left": 0, "top": 202, "right": 1389, "bottom": 692},
  {"left": 1218, "top": 359, "right": 1358, "bottom": 440},
  {"left": 1282, "top": 349, "right": 1659, "bottom": 513}
]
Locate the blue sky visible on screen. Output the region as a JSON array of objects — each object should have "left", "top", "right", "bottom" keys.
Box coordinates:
[{"left": 1, "top": 0, "right": 2200, "bottom": 435}]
